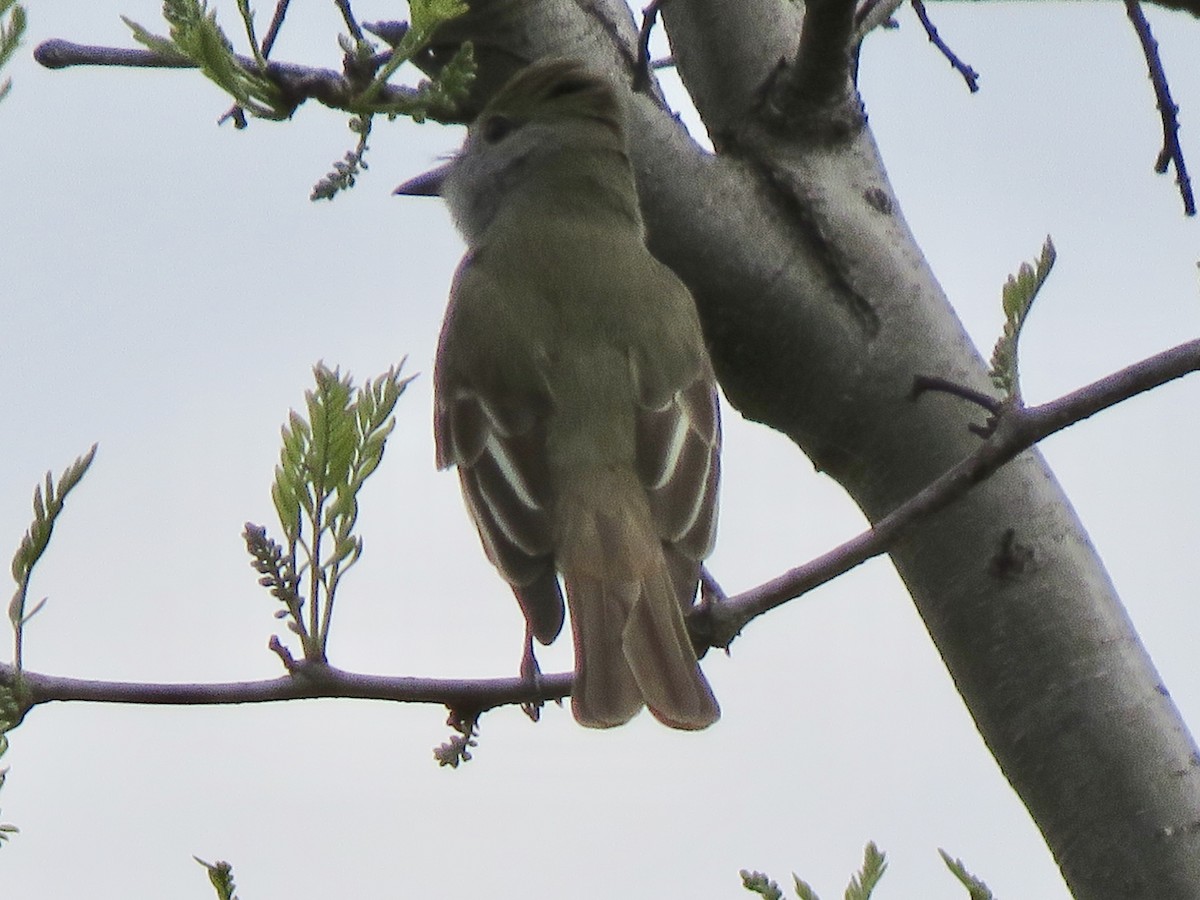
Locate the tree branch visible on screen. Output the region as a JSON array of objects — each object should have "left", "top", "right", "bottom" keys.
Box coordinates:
[
  {"left": 787, "top": 0, "right": 858, "bottom": 112},
  {"left": 0, "top": 660, "right": 571, "bottom": 711},
  {"left": 708, "top": 337, "right": 1200, "bottom": 647},
  {"left": 4, "top": 340, "right": 1196, "bottom": 716},
  {"left": 911, "top": 0, "right": 979, "bottom": 93},
  {"left": 32, "top": 39, "right": 439, "bottom": 118},
  {"left": 633, "top": 0, "right": 669, "bottom": 92},
  {"left": 1124, "top": 0, "right": 1196, "bottom": 216},
  {"left": 260, "top": 0, "right": 291, "bottom": 58}
]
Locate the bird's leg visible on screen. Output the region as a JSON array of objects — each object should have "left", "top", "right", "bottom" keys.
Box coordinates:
[{"left": 519, "top": 625, "right": 545, "bottom": 722}]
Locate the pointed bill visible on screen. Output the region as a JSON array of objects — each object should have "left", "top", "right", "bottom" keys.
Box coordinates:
[{"left": 394, "top": 161, "right": 455, "bottom": 197}]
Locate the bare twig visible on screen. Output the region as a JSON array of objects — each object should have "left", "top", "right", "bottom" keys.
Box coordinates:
[
  {"left": 911, "top": 374, "right": 1004, "bottom": 437},
  {"left": 1125, "top": 0, "right": 1195, "bottom": 216},
  {"left": 911, "top": 0, "right": 979, "bottom": 93},
  {"left": 35, "top": 40, "right": 191, "bottom": 68},
  {"left": 261, "top": 0, "right": 291, "bottom": 58},
  {"left": 633, "top": 0, "right": 669, "bottom": 93},
  {"left": 854, "top": 0, "right": 905, "bottom": 34},
  {"left": 334, "top": 0, "right": 365, "bottom": 45},
  {"left": 910, "top": 375, "right": 1000, "bottom": 414},
  {"left": 0, "top": 660, "right": 572, "bottom": 710}
]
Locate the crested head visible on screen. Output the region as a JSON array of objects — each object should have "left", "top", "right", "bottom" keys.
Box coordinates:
[
  {"left": 480, "top": 58, "right": 623, "bottom": 135},
  {"left": 439, "top": 58, "right": 640, "bottom": 245}
]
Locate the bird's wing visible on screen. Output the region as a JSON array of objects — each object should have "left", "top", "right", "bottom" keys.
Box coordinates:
[
  {"left": 436, "top": 386, "right": 566, "bottom": 645},
  {"left": 632, "top": 368, "right": 720, "bottom": 561},
  {"left": 433, "top": 258, "right": 565, "bottom": 646}
]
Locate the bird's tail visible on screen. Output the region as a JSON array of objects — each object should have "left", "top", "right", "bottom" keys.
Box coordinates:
[{"left": 556, "top": 472, "right": 719, "bottom": 730}]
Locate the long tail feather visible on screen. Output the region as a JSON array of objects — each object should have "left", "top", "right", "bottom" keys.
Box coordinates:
[
  {"left": 559, "top": 478, "right": 720, "bottom": 729},
  {"left": 623, "top": 568, "right": 719, "bottom": 730},
  {"left": 566, "top": 577, "right": 644, "bottom": 728}
]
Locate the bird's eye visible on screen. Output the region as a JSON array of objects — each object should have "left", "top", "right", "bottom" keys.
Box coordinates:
[
  {"left": 547, "top": 77, "right": 591, "bottom": 99},
  {"left": 482, "top": 115, "right": 515, "bottom": 143}
]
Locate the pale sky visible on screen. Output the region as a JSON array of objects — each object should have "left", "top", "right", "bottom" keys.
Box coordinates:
[{"left": 2, "top": 3, "right": 1199, "bottom": 898}]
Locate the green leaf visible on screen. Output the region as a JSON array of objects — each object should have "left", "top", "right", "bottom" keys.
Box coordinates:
[
  {"left": 125, "top": 0, "right": 291, "bottom": 121},
  {"left": 121, "top": 15, "right": 188, "bottom": 60},
  {"left": 0, "top": 0, "right": 26, "bottom": 101},
  {"left": 235, "top": 0, "right": 265, "bottom": 68},
  {"left": 254, "top": 363, "right": 411, "bottom": 661},
  {"left": 408, "top": 0, "right": 468, "bottom": 35},
  {"left": 741, "top": 870, "right": 785, "bottom": 899},
  {"left": 194, "top": 857, "right": 240, "bottom": 900},
  {"left": 792, "top": 874, "right": 820, "bottom": 900},
  {"left": 938, "top": 849, "right": 996, "bottom": 899},
  {"left": 989, "top": 236, "right": 1056, "bottom": 400},
  {"left": 844, "top": 842, "right": 886, "bottom": 900},
  {"left": 9, "top": 445, "right": 97, "bottom": 643}
]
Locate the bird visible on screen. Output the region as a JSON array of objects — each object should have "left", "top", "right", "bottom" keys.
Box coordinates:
[{"left": 395, "top": 58, "right": 721, "bottom": 729}]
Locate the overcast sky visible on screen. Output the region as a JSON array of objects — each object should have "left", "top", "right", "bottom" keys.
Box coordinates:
[{"left": 2, "top": 3, "right": 1199, "bottom": 898}]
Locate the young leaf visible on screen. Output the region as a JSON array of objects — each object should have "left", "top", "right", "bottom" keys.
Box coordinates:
[
  {"left": 845, "top": 842, "right": 887, "bottom": 900},
  {"left": 938, "top": 849, "right": 996, "bottom": 899},
  {"left": 252, "top": 363, "right": 412, "bottom": 662},
  {"left": 0, "top": 0, "right": 26, "bottom": 102},
  {"left": 740, "top": 870, "right": 785, "bottom": 899},
  {"left": 9, "top": 446, "right": 97, "bottom": 669},
  {"left": 124, "top": 0, "right": 291, "bottom": 120},
  {"left": 195, "top": 857, "right": 240, "bottom": 900},
  {"left": 791, "top": 874, "right": 819, "bottom": 900},
  {"left": 989, "top": 236, "right": 1057, "bottom": 401}
]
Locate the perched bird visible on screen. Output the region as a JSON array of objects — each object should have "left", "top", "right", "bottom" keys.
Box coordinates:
[{"left": 396, "top": 58, "right": 720, "bottom": 729}]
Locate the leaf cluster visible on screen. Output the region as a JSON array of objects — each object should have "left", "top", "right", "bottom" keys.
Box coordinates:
[
  {"left": 123, "top": 0, "right": 291, "bottom": 120},
  {"left": 248, "top": 363, "right": 413, "bottom": 663},
  {"left": 195, "top": 857, "right": 240, "bottom": 900},
  {"left": 3, "top": 444, "right": 96, "bottom": 848},
  {"left": 120, "top": 0, "right": 475, "bottom": 196},
  {"left": 8, "top": 445, "right": 97, "bottom": 671},
  {"left": 120, "top": 0, "right": 472, "bottom": 125},
  {"left": 939, "top": 849, "right": 996, "bottom": 899},
  {"left": 742, "top": 842, "right": 993, "bottom": 898},
  {"left": 989, "top": 236, "right": 1057, "bottom": 402}
]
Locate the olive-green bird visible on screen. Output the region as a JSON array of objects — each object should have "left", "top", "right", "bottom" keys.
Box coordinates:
[{"left": 396, "top": 58, "right": 720, "bottom": 729}]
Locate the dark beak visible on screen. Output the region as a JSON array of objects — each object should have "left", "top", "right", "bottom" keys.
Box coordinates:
[{"left": 393, "top": 162, "right": 454, "bottom": 197}]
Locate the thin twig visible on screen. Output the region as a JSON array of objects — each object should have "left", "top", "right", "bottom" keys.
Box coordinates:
[
  {"left": 911, "top": 374, "right": 1003, "bottom": 437},
  {"left": 35, "top": 40, "right": 192, "bottom": 68},
  {"left": 1124, "top": 0, "right": 1195, "bottom": 216},
  {"left": 910, "top": 375, "right": 1001, "bottom": 414},
  {"left": 633, "top": 0, "right": 669, "bottom": 93},
  {"left": 334, "top": 0, "right": 365, "bottom": 45},
  {"left": 855, "top": 0, "right": 904, "bottom": 34},
  {"left": 0, "top": 661, "right": 573, "bottom": 710},
  {"left": 261, "top": 0, "right": 291, "bottom": 59},
  {"left": 911, "top": 0, "right": 979, "bottom": 93}
]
